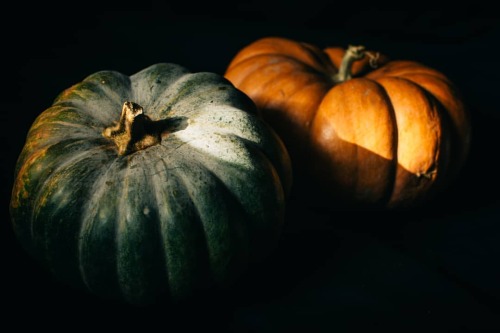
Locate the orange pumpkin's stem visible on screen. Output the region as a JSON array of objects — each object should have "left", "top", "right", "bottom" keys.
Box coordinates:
[
  {"left": 103, "top": 101, "right": 162, "bottom": 155},
  {"left": 333, "top": 45, "right": 366, "bottom": 83}
]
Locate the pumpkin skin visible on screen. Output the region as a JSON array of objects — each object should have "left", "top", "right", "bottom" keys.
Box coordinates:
[
  {"left": 224, "top": 37, "right": 471, "bottom": 209},
  {"left": 10, "top": 63, "right": 292, "bottom": 305}
]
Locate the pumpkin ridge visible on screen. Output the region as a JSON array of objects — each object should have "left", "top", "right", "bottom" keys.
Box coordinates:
[
  {"left": 375, "top": 76, "right": 444, "bottom": 207},
  {"left": 285, "top": 74, "right": 331, "bottom": 112},
  {"left": 146, "top": 72, "right": 230, "bottom": 118},
  {"left": 167, "top": 83, "right": 256, "bottom": 120},
  {"left": 26, "top": 104, "right": 106, "bottom": 148},
  {"left": 85, "top": 70, "right": 132, "bottom": 102},
  {"left": 225, "top": 56, "right": 274, "bottom": 86},
  {"left": 234, "top": 130, "right": 292, "bottom": 198},
  {"left": 146, "top": 152, "right": 181, "bottom": 298},
  {"left": 311, "top": 78, "right": 398, "bottom": 206},
  {"left": 240, "top": 59, "right": 330, "bottom": 110},
  {"left": 226, "top": 37, "right": 332, "bottom": 73},
  {"left": 388, "top": 73, "right": 469, "bottom": 149},
  {"left": 166, "top": 158, "right": 221, "bottom": 295},
  {"left": 115, "top": 154, "right": 138, "bottom": 301},
  {"left": 18, "top": 142, "right": 114, "bottom": 283},
  {"left": 28, "top": 105, "right": 90, "bottom": 132},
  {"left": 191, "top": 163, "right": 251, "bottom": 284},
  {"left": 367, "top": 78, "right": 400, "bottom": 206},
  {"left": 398, "top": 73, "right": 469, "bottom": 180},
  {"left": 57, "top": 71, "right": 132, "bottom": 119},
  {"left": 265, "top": 54, "right": 334, "bottom": 78},
  {"left": 170, "top": 106, "right": 291, "bottom": 197},
  {"left": 130, "top": 63, "right": 191, "bottom": 115},
  {"left": 28, "top": 139, "right": 110, "bottom": 227},
  {"left": 196, "top": 131, "right": 285, "bottom": 216},
  {"left": 366, "top": 60, "right": 450, "bottom": 83},
  {"left": 131, "top": 66, "right": 193, "bottom": 118},
  {"left": 30, "top": 154, "right": 108, "bottom": 289},
  {"left": 77, "top": 154, "right": 125, "bottom": 297},
  {"left": 230, "top": 54, "right": 333, "bottom": 85},
  {"left": 150, "top": 155, "right": 176, "bottom": 297},
  {"left": 115, "top": 153, "right": 170, "bottom": 303},
  {"left": 299, "top": 41, "right": 338, "bottom": 72},
  {"left": 161, "top": 156, "right": 223, "bottom": 299}
]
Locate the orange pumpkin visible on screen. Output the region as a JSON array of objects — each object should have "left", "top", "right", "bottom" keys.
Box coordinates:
[{"left": 224, "top": 37, "right": 471, "bottom": 209}]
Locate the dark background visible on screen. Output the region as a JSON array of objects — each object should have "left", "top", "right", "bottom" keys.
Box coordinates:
[{"left": 2, "top": 6, "right": 500, "bottom": 331}]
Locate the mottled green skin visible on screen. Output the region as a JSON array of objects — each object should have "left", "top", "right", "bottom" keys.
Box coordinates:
[{"left": 10, "top": 63, "right": 292, "bottom": 305}]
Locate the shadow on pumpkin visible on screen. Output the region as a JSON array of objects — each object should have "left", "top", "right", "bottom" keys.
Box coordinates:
[{"left": 288, "top": 138, "right": 445, "bottom": 213}]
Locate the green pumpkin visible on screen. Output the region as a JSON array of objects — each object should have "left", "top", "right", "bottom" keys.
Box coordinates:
[{"left": 10, "top": 63, "right": 292, "bottom": 305}]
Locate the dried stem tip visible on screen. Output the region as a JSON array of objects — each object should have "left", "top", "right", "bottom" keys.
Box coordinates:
[{"left": 103, "top": 101, "right": 162, "bottom": 155}]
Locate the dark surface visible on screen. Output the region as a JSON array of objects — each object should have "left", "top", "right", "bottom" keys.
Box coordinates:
[{"left": 2, "top": 7, "right": 500, "bottom": 331}]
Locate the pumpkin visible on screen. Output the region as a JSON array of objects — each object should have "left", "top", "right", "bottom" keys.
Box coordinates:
[
  {"left": 224, "top": 37, "right": 471, "bottom": 209},
  {"left": 9, "top": 63, "right": 292, "bottom": 305}
]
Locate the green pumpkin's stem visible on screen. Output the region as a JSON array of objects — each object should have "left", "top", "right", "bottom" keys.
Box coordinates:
[
  {"left": 332, "top": 45, "right": 366, "bottom": 83},
  {"left": 103, "top": 101, "right": 162, "bottom": 155}
]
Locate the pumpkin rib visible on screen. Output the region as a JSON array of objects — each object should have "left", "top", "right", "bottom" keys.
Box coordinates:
[
  {"left": 366, "top": 60, "right": 451, "bottom": 84},
  {"left": 25, "top": 104, "right": 106, "bottom": 153},
  {"left": 114, "top": 153, "right": 169, "bottom": 304},
  {"left": 12, "top": 138, "right": 94, "bottom": 205},
  {"left": 164, "top": 78, "right": 255, "bottom": 120},
  {"left": 374, "top": 76, "right": 446, "bottom": 208},
  {"left": 236, "top": 59, "right": 330, "bottom": 118},
  {"left": 29, "top": 139, "right": 111, "bottom": 231},
  {"left": 172, "top": 105, "right": 291, "bottom": 198},
  {"left": 167, "top": 127, "right": 282, "bottom": 271},
  {"left": 139, "top": 71, "right": 198, "bottom": 118},
  {"left": 148, "top": 150, "right": 206, "bottom": 299},
  {"left": 130, "top": 63, "right": 191, "bottom": 113},
  {"left": 268, "top": 75, "right": 332, "bottom": 140},
  {"left": 28, "top": 105, "right": 93, "bottom": 133},
  {"left": 225, "top": 57, "right": 275, "bottom": 87},
  {"left": 231, "top": 54, "right": 333, "bottom": 87},
  {"left": 169, "top": 157, "right": 235, "bottom": 289},
  {"left": 57, "top": 71, "right": 132, "bottom": 123},
  {"left": 77, "top": 154, "right": 123, "bottom": 297},
  {"left": 238, "top": 128, "right": 293, "bottom": 198},
  {"left": 226, "top": 37, "right": 333, "bottom": 74},
  {"left": 150, "top": 71, "right": 242, "bottom": 119},
  {"left": 26, "top": 121, "right": 101, "bottom": 151},
  {"left": 32, "top": 156, "right": 107, "bottom": 290},
  {"left": 193, "top": 165, "right": 251, "bottom": 284},
  {"left": 195, "top": 131, "right": 285, "bottom": 225},
  {"left": 369, "top": 69, "right": 468, "bottom": 182},
  {"left": 385, "top": 72, "right": 470, "bottom": 173},
  {"left": 55, "top": 95, "right": 122, "bottom": 128},
  {"left": 23, "top": 143, "right": 117, "bottom": 289},
  {"left": 155, "top": 154, "right": 215, "bottom": 298},
  {"left": 85, "top": 72, "right": 132, "bottom": 107},
  {"left": 310, "top": 78, "right": 398, "bottom": 205},
  {"left": 299, "top": 42, "right": 338, "bottom": 73},
  {"left": 114, "top": 157, "right": 136, "bottom": 301}
]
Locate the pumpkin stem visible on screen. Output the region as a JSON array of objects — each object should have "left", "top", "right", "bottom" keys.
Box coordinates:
[
  {"left": 332, "top": 45, "right": 366, "bottom": 83},
  {"left": 103, "top": 101, "right": 163, "bottom": 155}
]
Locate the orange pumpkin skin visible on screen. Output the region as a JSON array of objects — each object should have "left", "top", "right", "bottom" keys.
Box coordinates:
[{"left": 224, "top": 37, "right": 471, "bottom": 209}]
